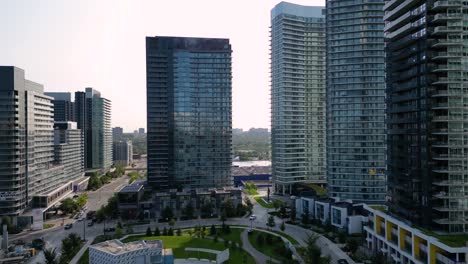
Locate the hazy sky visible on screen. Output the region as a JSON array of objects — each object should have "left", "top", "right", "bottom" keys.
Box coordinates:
[{"left": 1, "top": 0, "right": 324, "bottom": 131}]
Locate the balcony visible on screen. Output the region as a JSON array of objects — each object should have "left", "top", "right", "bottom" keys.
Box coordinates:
[
  {"left": 433, "top": 13, "right": 463, "bottom": 22},
  {"left": 431, "top": 39, "right": 464, "bottom": 48},
  {"left": 433, "top": 26, "right": 464, "bottom": 35},
  {"left": 432, "top": 0, "right": 463, "bottom": 10},
  {"left": 436, "top": 252, "right": 458, "bottom": 264}
]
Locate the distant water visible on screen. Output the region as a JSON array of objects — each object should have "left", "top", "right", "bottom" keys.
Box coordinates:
[{"left": 232, "top": 160, "right": 271, "bottom": 167}]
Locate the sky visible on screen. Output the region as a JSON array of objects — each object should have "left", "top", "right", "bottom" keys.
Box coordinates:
[{"left": 0, "top": 0, "right": 325, "bottom": 132}]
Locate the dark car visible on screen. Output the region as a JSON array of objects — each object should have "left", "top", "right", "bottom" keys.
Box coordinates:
[
  {"left": 87, "top": 221, "right": 94, "bottom": 227},
  {"left": 338, "top": 259, "right": 349, "bottom": 264},
  {"left": 64, "top": 223, "right": 73, "bottom": 229},
  {"left": 104, "top": 227, "right": 115, "bottom": 232}
]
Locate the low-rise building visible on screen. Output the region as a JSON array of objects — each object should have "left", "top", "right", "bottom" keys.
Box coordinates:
[
  {"left": 295, "top": 193, "right": 368, "bottom": 234},
  {"left": 89, "top": 239, "right": 173, "bottom": 264},
  {"left": 117, "top": 182, "right": 242, "bottom": 220},
  {"left": 364, "top": 205, "right": 468, "bottom": 264}
]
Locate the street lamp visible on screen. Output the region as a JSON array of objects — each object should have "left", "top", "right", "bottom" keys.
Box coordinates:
[
  {"left": 250, "top": 217, "right": 253, "bottom": 231},
  {"left": 83, "top": 218, "right": 86, "bottom": 241}
]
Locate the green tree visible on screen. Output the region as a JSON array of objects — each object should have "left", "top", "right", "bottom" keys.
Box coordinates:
[
  {"left": 161, "top": 206, "right": 173, "bottom": 221},
  {"left": 58, "top": 198, "right": 78, "bottom": 215},
  {"left": 267, "top": 215, "right": 275, "bottom": 229},
  {"left": 279, "top": 205, "right": 287, "bottom": 218},
  {"left": 168, "top": 227, "right": 174, "bottom": 236},
  {"left": 162, "top": 227, "right": 168, "bottom": 236},
  {"left": 115, "top": 227, "right": 124, "bottom": 238},
  {"left": 201, "top": 202, "right": 213, "bottom": 218},
  {"left": 60, "top": 233, "right": 82, "bottom": 263},
  {"left": 87, "top": 172, "right": 102, "bottom": 190},
  {"left": 43, "top": 247, "right": 57, "bottom": 264},
  {"left": 154, "top": 227, "right": 160, "bottom": 236},
  {"left": 146, "top": 226, "right": 152, "bottom": 236},
  {"left": 346, "top": 238, "right": 359, "bottom": 254},
  {"left": 290, "top": 206, "right": 296, "bottom": 222},
  {"left": 244, "top": 198, "right": 253, "bottom": 214},
  {"left": 176, "top": 228, "right": 182, "bottom": 236},
  {"left": 280, "top": 221, "right": 285, "bottom": 232},
  {"left": 169, "top": 218, "right": 176, "bottom": 227},
  {"left": 183, "top": 204, "right": 195, "bottom": 219},
  {"left": 220, "top": 209, "right": 227, "bottom": 226},
  {"left": 273, "top": 199, "right": 282, "bottom": 212},
  {"left": 303, "top": 235, "right": 322, "bottom": 264},
  {"left": 221, "top": 200, "right": 236, "bottom": 217},
  {"left": 210, "top": 224, "right": 216, "bottom": 236},
  {"left": 76, "top": 194, "right": 88, "bottom": 209}
]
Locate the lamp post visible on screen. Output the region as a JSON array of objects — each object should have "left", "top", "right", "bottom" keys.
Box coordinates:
[
  {"left": 250, "top": 217, "right": 253, "bottom": 231},
  {"left": 83, "top": 218, "right": 86, "bottom": 241}
]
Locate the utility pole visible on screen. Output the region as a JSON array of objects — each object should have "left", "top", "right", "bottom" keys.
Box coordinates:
[{"left": 83, "top": 219, "right": 86, "bottom": 241}]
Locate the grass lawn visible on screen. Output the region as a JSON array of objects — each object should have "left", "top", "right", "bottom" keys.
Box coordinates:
[
  {"left": 77, "top": 248, "right": 89, "bottom": 264},
  {"left": 216, "top": 228, "right": 243, "bottom": 246},
  {"left": 43, "top": 223, "right": 54, "bottom": 229},
  {"left": 123, "top": 235, "right": 255, "bottom": 264},
  {"left": 254, "top": 197, "right": 274, "bottom": 208},
  {"left": 247, "top": 230, "right": 287, "bottom": 261},
  {"left": 245, "top": 189, "right": 258, "bottom": 195}
]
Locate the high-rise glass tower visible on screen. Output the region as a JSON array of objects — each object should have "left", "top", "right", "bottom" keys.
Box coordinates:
[
  {"left": 146, "top": 36, "right": 232, "bottom": 190},
  {"left": 385, "top": 0, "right": 468, "bottom": 233},
  {"left": 271, "top": 2, "right": 326, "bottom": 194},
  {"left": 326, "top": 0, "right": 387, "bottom": 203},
  {"left": 75, "top": 88, "right": 112, "bottom": 171},
  {"left": 44, "top": 92, "right": 75, "bottom": 122}
]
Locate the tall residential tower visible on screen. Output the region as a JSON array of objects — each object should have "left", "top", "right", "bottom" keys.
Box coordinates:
[
  {"left": 146, "top": 36, "right": 232, "bottom": 190},
  {"left": 271, "top": 2, "right": 326, "bottom": 194},
  {"left": 326, "top": 0, "right": 387, "bottom": 202},
  {"left": 385, "top": 0, "right": 468, "bottom": 233}
]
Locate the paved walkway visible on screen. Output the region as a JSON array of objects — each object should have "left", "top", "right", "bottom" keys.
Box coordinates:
[{"left": 240, "top": 229, "right": 280, "bottom": 264}]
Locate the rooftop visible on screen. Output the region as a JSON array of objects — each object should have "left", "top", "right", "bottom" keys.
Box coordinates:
[
  {"left": 91, "top": 239, "right": 162, "bottom": 255},
  {"left": 119, "top": 183, "right": 143, "bottom": 193}
]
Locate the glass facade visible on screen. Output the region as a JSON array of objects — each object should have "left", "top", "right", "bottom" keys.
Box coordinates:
[
  {"left": 271, "top": 2, "right": 326, "bottom": 194},
  {"left": 385, "top": 0, "right": 468, "bottom": 233},
  {"left": 146, "top": 37, "right": 232, "bottom": 190},
  {"left": 326, "top": 0, "right": 387, "bottom": 203}
]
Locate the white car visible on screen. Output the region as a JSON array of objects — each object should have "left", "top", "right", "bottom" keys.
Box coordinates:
[{"left": 249, "top": 215, "right": 257, "bottom": 220}]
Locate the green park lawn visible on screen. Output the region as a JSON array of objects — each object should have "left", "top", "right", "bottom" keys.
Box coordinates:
[
  {"left": 216, "top": 227, "right": 243, "bottom": 246},
  {"left": 254, "top": 197, "right": 274, "bottom": 208},
  {"left": 123, "top": 235, "right": 255, "bottom": 264},
  {"left": 247, "top": 230, "right": 288, "bottom": 261}
]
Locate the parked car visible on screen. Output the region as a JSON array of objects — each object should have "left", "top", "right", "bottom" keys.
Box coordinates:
[
  {"left": 104, "top": 227, "right": 115, "bottom": 232},
  {"left": 64, "top": 223, "right": 73, "bottom": 229},
  {"left": 87, "top": 221, "right": 94, "bottom": 227},
  {"left": 249, "top": 215, "right": 257, "bottom": 220}
]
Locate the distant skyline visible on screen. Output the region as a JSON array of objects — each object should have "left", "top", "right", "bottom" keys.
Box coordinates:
[{"left": 0, "top": 0, "right": 324, "bottom": 131}]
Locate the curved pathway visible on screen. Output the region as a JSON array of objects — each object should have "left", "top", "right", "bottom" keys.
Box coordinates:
[{"left": 240, "top": 229, "right": 280, "bottom": 264}]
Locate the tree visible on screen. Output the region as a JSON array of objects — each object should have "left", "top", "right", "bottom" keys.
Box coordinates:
[
  {"left": 201, "top": 202, "right": 213, "bottom": 218},
  {"left": 58, "top": 198, "right": 78, "bottom": 215},
  {"left": 273, "top": 199, "right": 282, "bottom": 212},
  {"left": 302, "top": 211, "right": 310, "bottom": 225},
  {"left": 236, "top": 203, "right": 246, "bottom": 217},
  {"left": 221, "top": 199, "right": 236, "bottom": 217},
  {"left": 161, "top": 206, "right": 173, "bottom": 221},
  {"left": 346, "top": 238, "right": 359, "bottom": 254},
  {"left": 267, "top": 215, "right": 275, "bottom": 229},
  {"left": 60, "top": 233, "right": 82, "bottom": 263},
  {"left": 154, "top": 227, "right": 160, "bottom": 236},
  {"left": 280, "top": 221, "right": 285, "bottom": 232},
  {"left": 115, "top": 227, "right": 124, "bottom": 238},
  {"left": 146, "top": 227, "right": 152, "bottom": 236},
  {"left": 244, "top": 198, "right": 253, "bottom": 214},
  {"left": 87, "top": 172, "right": 102, "bottom": 190},
  {"left": 183, "top": 204, "right": 195, "bottom": 219},
  {"left": 169, "top": 218, "right": 176, "bottom": 227},
  {"left": 162, "top": 227, "right": 168, "bottom": 236},
  {"left": 176, "top": 228, "right": 182, "bottom": 236},
  {"left": 290, "top": 206, "right": 296, "bottom": 222},
  {"left": 303, "top": 235, "right": 322, "bottom": 264},
  {"left": 43, "top": 247, "right": 57, "bottom": 264},
  {"left": 220, "top": 209, "right": 227, "bottom": 226},
  {"left": 279, "top": 205, "right": 287, "bottom": 218},
  {"left": 210, "top": 224, "right": 217, "bottom": 236},
  {"left": 168, "top": 227, "right": 174, "bottom": 236},
  {"left": 76, "top": 194, "right": 88, "bottom": 209}
]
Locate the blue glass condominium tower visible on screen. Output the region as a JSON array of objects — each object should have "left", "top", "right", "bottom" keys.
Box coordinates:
[
  {"left": 326, "top": 0, "right": 387, "bottom": 202},
  {"left": 146, "top": 36, "right": 232, "bottom": 190},
  {"left": 271, "top": 2, "right": 326, "bottom": 194}
]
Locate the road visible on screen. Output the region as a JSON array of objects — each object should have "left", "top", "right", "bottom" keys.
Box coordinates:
[{"left": 17, "top": 170, "right": 132, "bottom": 264}]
